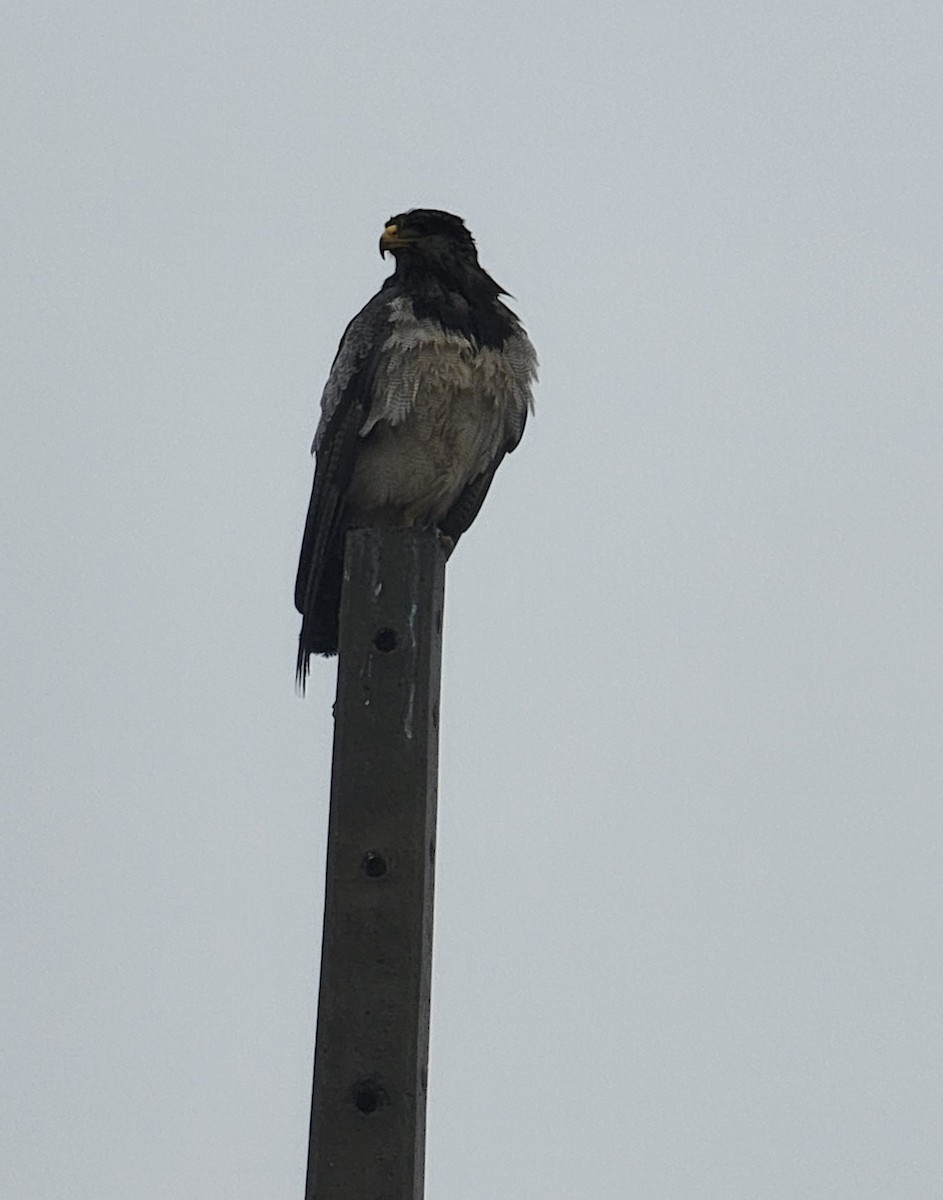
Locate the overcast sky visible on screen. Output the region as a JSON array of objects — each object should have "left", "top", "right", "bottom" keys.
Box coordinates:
[{"left": 4, "top": 2, "right": 943, "bottom": 1197}]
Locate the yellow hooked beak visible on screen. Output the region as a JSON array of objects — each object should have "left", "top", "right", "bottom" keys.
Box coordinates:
[{"left": 379, "top": 222, "right": 416, "bottom": 257}]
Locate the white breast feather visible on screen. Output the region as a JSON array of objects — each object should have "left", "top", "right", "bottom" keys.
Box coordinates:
[{"left": 347, "top": 295, "right": 537, "bottom": 521}]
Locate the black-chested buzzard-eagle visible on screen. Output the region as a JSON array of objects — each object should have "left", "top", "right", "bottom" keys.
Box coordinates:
[{"left": 294, "top": 209, "right": 537, "bottom": 688}]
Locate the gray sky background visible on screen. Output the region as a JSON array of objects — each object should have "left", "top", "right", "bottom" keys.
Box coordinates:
[{"left": 4, "top": 2, "right": 942, "bottom": 1196}]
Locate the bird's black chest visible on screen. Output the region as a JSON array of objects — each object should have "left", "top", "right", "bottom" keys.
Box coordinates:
[{"left": 400, "top": 283, "right": 511, "bottom": 351}]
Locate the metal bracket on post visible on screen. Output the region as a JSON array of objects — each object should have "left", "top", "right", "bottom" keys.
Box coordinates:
[{"left": 305, "top": 527, "right": 446, "bottom": 1200}]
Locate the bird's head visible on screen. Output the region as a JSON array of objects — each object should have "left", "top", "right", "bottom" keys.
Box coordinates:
[{"left": 379, "top": 209, "right": 480, "bottom": 270}]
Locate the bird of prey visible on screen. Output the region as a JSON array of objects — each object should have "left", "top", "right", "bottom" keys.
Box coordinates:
[{"left": 294, "top": 208, "right": 537, "bottom": 688}]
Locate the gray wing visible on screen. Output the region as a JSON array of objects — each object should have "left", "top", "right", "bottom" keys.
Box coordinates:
[
  {"left": 312, "top": 290, "right": 394, "bottom": 452},
  {"left": 295, "top": 289, "right": 392, "bottom": 620}
]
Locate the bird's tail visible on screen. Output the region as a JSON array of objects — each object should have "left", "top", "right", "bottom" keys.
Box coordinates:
[{"left": 295, "top": 542, "right": 343, "bottom": 692}]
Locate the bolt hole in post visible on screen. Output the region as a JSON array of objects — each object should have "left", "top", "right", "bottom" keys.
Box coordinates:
[
  {"left": 361, "top": 851, "right": 388, "bottom": 878},
  {"left": 352, "top": 1080, "right": 386, "bottom": 1115},
  {"left": 373, "top": 627, "right": 397, "bottom": 653}
]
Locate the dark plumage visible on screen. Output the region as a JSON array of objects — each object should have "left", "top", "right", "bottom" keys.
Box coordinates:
[{"left": 294, "top": 209, "right": 537, "bottom": 689}]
